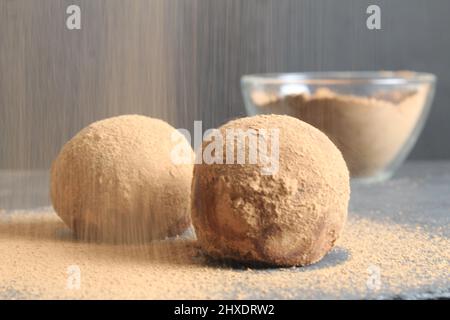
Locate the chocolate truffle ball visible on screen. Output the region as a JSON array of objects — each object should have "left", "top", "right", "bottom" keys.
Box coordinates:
[
  {"left": 191, "top": 114, "right": 350, "bottom": 266},
  {"left": 51, "top": 115, "right": 193, "bottom": 243}
]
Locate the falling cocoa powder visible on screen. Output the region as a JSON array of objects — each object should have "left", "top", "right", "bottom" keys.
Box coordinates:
[
  {"left": 256, "top": 87, "right": 429, "bottom": 178},
  {"left": 50, "top": 115, "right": 193, "bottom": 243}
]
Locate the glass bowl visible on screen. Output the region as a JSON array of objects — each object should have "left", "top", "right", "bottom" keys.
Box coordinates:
[{"left": 241, "top": 71, "right": 436, "bottom": 183}]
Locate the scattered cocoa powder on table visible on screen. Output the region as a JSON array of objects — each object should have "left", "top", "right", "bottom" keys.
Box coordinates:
[{"left": 0, "top": 208, "right": 448, "bottom": 299}]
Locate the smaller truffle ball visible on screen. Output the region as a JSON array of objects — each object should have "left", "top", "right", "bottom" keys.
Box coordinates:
[
  {"left": 191, "top": 115, "right": 350, "bottom": 266},
  {"left": 50, "top": 115, "right": 193, "bottom": 243}
]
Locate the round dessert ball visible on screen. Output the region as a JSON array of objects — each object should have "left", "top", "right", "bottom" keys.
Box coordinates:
[
  {"left": 191, "top": 114, "right": 350, "bottom": 266},
  {"left": 50, "top": 115, "right": 193, "bottom": 243}
]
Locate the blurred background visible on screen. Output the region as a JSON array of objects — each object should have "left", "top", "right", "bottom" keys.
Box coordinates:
[{"left": 1, "top": 0, "right": 449, "bottom": 170}]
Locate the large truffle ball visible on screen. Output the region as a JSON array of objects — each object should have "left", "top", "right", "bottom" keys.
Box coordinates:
[
  {"left": 51, "top": 115, "right": 193, "bottom": 243},
  {"left": 192, "top": 114, "right": 350, "bottom": 266}
]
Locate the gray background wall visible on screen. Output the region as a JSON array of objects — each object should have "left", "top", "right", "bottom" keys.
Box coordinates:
[{"left": 1, "top": 0, "right": 449, "bottom": 169}]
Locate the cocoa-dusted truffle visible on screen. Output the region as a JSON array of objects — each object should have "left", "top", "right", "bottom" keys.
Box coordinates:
[
  {"left": 191, "top": 114, "right": 350, "bottom": 266},
  {"left": 50, "top": 115, "right": 193, "bottom": 243}
]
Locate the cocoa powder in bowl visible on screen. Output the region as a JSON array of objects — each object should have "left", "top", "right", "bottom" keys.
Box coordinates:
[{"left": 257, "top": 87, "right": 428, "bottom": 177}]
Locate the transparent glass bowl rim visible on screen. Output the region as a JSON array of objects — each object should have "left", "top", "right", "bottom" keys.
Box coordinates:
[{"left": 241, "top": 71, "right": 436, "bottom": 86}]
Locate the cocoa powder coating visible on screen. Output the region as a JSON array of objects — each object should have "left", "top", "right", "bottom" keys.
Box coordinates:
[
  {"left": 192, "top": 114, "right": 350, "bottom": 266},
  {"left": 50, "top": 115, "right": 193, "bottom": 243}
]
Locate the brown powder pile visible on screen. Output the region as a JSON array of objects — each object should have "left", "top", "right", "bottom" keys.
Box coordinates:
[
  {"left": 256, "top": 87, "right": 429, "bottom": 178},
  {"left": 0, "top": 209, "right": 448, "bottom": 299}
]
